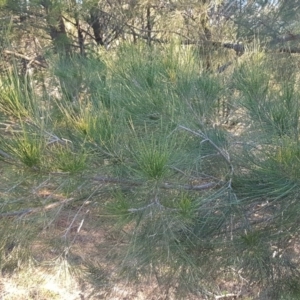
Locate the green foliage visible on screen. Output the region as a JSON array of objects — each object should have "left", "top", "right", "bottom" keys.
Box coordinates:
[
  {"left": 6, "top": 130, "right": 44, "bottom": 168},
  {"left": 273, "top": 138, "right": 300, "bottom": 180},
  {"left": 110, "top": 44, "right": 190, "bottom": 124},
  {"left": 177, "top": 71, "right": 222, "bottom": 121},
  {"left": 53, "top": 55, "right": 108, "bottom": 105},
  {"left": 0, "top": 0, "right": 299, "bottom": 297},
  {"left": 131, "top": 133, "right": 172, "bottom": 180},
  {"left": 234, "top": 53, "right": 300, "bottom": 138},
  {"left": 0, "top": 70, "right": 34, "bottom": 118},
  {"left": 2, "top": 36, "right": 300, "bottom": 299},
  {"left": 0, "top": 0, "right": 6, "bottom": 8},
  {"left": 177, "top": 194, "right": 197, "bottom": 224},
  {"left": 50, "top": 145, "right": 88, "bottom": 174}
]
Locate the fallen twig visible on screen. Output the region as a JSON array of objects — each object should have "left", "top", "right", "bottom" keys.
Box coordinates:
[
  {"left": 215, "top": 293, "right": 239, "bottom": 299},
  {"left": 3, "top": 50, "right": 48, "bottom": 68},
  {"left": 0, "top": 198, "right": 74, "bottom": 218},
  {"left": 0, "top": 149, "right": 12, "bottom": 159},
  {"left": 0, "top": 209, "right": 33, "bottom": 217}
]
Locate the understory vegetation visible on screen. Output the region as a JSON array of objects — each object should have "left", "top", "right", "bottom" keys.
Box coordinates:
[
  {"left": 1, "top": 1, "right": 300, "bottom": 299},
  {"left": 0, "top": 44, "right": 300, "bottom": 299}
]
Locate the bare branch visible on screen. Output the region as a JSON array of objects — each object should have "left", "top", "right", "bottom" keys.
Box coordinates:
[
  {"left": 0, "top": 198, "right": 74, "bottom": 218},
  {"left": 215, "top": 293, "right": 239, "bottom": 299},
  {"left": 0, "top": 149, "right": 12, "bottom": 159},
  {"left": 3, "top": 50, "right": 48, "bottom": 68},
  {"left": 270, "top": 33, "right": 300, "bottom": 45}
]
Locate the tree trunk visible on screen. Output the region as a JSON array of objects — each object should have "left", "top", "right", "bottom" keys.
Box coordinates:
[{"left": 41, "top": 1, "right": 71, "bottom": 56}]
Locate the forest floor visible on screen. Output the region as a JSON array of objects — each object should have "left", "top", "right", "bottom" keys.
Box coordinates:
[{"left": 0, "top": 201, "right": 260, "bottom": 300}]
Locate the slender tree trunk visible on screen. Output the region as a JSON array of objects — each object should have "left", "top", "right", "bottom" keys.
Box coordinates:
[
  {"left": 41, "top": 1, "right": 71, "bottom": 56},
  {"left": 75, "top": 17, "right": 85, "bottom": 56},
  {"left": 49, "top": 16, "right": 71, "bottom": 56},
  {"left": 200, "top": 1, "right": 212, "bottom": 70},
  {"left": 146, "top": 6, "right": 152, "bottom": 47},
  {"left": 89, "top": 9, "right": 105, "bottom": 46}
]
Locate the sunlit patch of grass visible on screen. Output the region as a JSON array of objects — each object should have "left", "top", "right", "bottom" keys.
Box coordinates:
[
  {"left": 5, "top": 131, "right": 44, "bottom": 168},
  {"left": 0, "top": 71, "right": 32, "bottom": 118},
  {"left": 272, "top": 138, "right": 300, "bottom": 180},
  {"left": 0, "top": 264, "right": 82, "bottom": 300},
  {"left": 177, "top": 194, "right": 197, "bottom": 225},
  {"left": 54, "top": 98, "right": 120, "bottom": 153},
  {"left": 86, "top": 112, "right": 115, "bottom": 147},
  {"left": 132, "top": 134, "right": 172, "bottom": 181}
]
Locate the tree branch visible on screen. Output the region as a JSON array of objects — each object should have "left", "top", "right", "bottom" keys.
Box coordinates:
[
  {"left": 2, "top": 50, "right": 48, "bottom": 68},
  {"left": 270, "top": 33, "right": 300, "bottom": 45},
  {"left": 0, "top": 198, "right": 74, "bottom": 218}
]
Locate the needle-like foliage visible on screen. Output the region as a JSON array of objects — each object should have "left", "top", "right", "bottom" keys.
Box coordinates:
[{"left": 1, "top": 42, "right": 300, "bottom": 299}]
